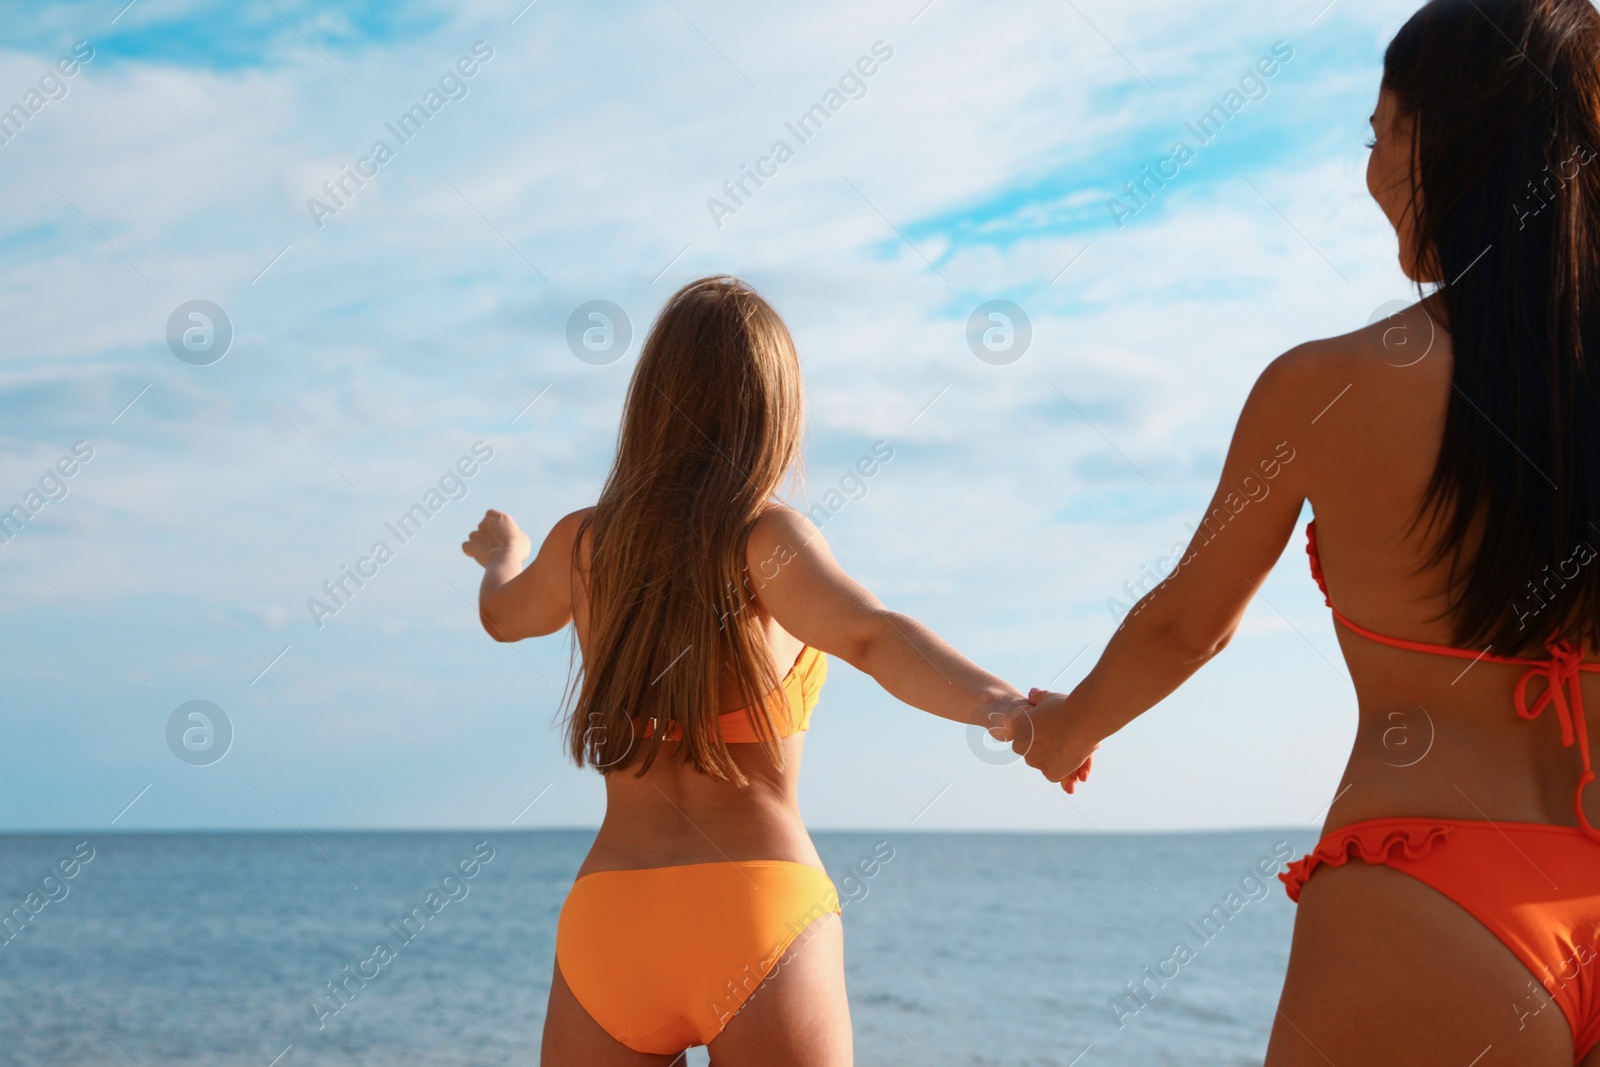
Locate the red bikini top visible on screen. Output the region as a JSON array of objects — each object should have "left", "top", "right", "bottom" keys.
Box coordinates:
[{"left": 1307, "top": 520, "right": 1599, "bottom": 843}]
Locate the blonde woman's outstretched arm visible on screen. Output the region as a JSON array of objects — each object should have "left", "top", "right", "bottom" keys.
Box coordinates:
[{"left": 747, "top": 505, "right": 1032, "bottom": 733}]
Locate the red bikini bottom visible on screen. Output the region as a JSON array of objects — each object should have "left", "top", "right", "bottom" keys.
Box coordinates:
[{"left": 1283, "top": 818, "right": 1600, "bottom": 1061}]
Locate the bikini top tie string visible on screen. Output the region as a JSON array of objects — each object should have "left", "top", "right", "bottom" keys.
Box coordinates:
[{"left": 1515, "top": 641, "right": 1600, "bottom": 844}]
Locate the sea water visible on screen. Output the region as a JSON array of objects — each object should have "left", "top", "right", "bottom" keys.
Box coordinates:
[{"left": 0, "top": 828, "right": 1317, "bottom": 1066}]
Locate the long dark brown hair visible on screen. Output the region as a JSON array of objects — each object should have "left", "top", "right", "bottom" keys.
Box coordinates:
[
  {"left": 1388, "top": 0, "right": 1600, "bottom": 653},
  {"left": 567, "top": 276, "right": 804, "bottom": 782}
]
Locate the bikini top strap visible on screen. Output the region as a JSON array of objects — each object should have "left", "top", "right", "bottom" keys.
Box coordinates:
[{"left": 1310, "top": 522, "right": 1547, "bottom": 661}]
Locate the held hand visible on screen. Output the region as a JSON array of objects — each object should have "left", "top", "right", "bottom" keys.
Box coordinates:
[
  {"left": 462, "top": 509, "right": 532, "bottom": 568},
  {"left": 978, "top": 693, "right": 1036, "bottom": 746},
  {"left": 1011, "top": 687, "right": 1097, "bottom": 792}
]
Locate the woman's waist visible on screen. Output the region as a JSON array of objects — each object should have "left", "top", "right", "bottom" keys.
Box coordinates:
[
  {"left": 579, "top": 786, "right": 819, "bottom": 878},
  {"left": 1331, "top": 735, "right": 1597, "bottom": 831}
]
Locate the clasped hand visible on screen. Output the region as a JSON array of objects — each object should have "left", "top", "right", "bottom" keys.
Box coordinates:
[{"left": 985, "top": 688, "right": 1098, "bottom": 793}]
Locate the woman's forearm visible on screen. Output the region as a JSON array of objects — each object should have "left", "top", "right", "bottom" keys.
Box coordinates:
[
  {"left": 1013, "top": 598, "right": 1229, "bottom": 783},
  {"left": 1072, "top": 602, "right": 1228, "bottom": 741},
  {"left": 854, "top": 610, "right": 1020, "bottom": 726},
  {"left": 476, "top": 549, "right": 526, "bottom": 639}
]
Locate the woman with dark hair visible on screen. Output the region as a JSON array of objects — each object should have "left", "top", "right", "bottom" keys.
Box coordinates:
[
  {"left": 1017, "top": 1, "right": 1600, "bottom": 1063},
  {"left": 463, "top": 276, "right": 1037, "bottom": 1065}
]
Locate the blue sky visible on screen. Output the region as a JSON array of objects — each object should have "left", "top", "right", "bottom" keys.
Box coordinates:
[{"left": 1, "top": 0, "right": 1419, "bottom": 833}]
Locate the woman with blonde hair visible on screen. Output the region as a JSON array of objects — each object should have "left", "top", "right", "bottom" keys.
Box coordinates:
[{"left": 463, "top": 275, "right": 1042, "bottom": 1065}]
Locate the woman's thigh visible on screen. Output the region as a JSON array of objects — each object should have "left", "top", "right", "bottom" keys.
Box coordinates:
[
  {"left": 540, "top": 964, "right": 688, "bottom": 1067},
  {"left": 710, "top": 913, "right": 852, "bottom": 1067},
  {"left": 1267, "top": 862, "right": 1573, "bottom": 1067}
]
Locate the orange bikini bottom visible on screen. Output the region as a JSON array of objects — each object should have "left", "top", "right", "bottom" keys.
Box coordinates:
[
  {"left": 1282, "top": 818, "right": 1600, "bottom": 1062},
  {"left": 555, "top": 860, "right": 841, "bottom": 1054}
]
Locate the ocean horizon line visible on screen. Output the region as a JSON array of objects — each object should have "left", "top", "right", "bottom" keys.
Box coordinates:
[{"left": 0, "top": 823, "right": 1309, "bottom": 838}]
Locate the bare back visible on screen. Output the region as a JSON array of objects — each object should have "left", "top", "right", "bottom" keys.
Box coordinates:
[
  {"left": 562, "top": 512, "right": 820, "bottom": 878},
  {"left": 1278, "top": 297, "right": 1599, "bottom": 832}
]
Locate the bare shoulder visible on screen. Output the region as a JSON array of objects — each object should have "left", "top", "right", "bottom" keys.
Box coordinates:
[
  {"left": 546, "top": 507, "right": 595, "bottom": 567},
  {"left": 1281, "top": 300, "right": 1443, "bottom": 377},
  {"left": 746, "top": 503, "right": 827, "bottom": 568},
  {"left": 1253, "top": 301, "right": 1444, "bottom": 421},
  {"left": 549, "top": 506, "right": 594, "bottom": 540}
]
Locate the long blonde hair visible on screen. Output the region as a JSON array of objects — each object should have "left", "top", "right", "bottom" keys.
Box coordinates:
[{"left": 567, "top": 276, "right": 804, "bottom": 782}]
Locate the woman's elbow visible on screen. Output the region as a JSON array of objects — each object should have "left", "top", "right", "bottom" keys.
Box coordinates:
[
  {"left": 478, "top": 605, "right": 521, "bottom": 643},
  {"left": 837, "top": 609, "right": 892, "bottom": 671},
  {"left": 1147, "top": 615, "right": 1233, "bottom": 667}
]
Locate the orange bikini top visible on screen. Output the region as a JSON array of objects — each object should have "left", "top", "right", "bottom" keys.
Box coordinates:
[
  {"left": 1306, "top": 520, "right": 1600, "bottom": 844},
  {"left": 643, "top": 645, "right": 828, "bottom": 744}
]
